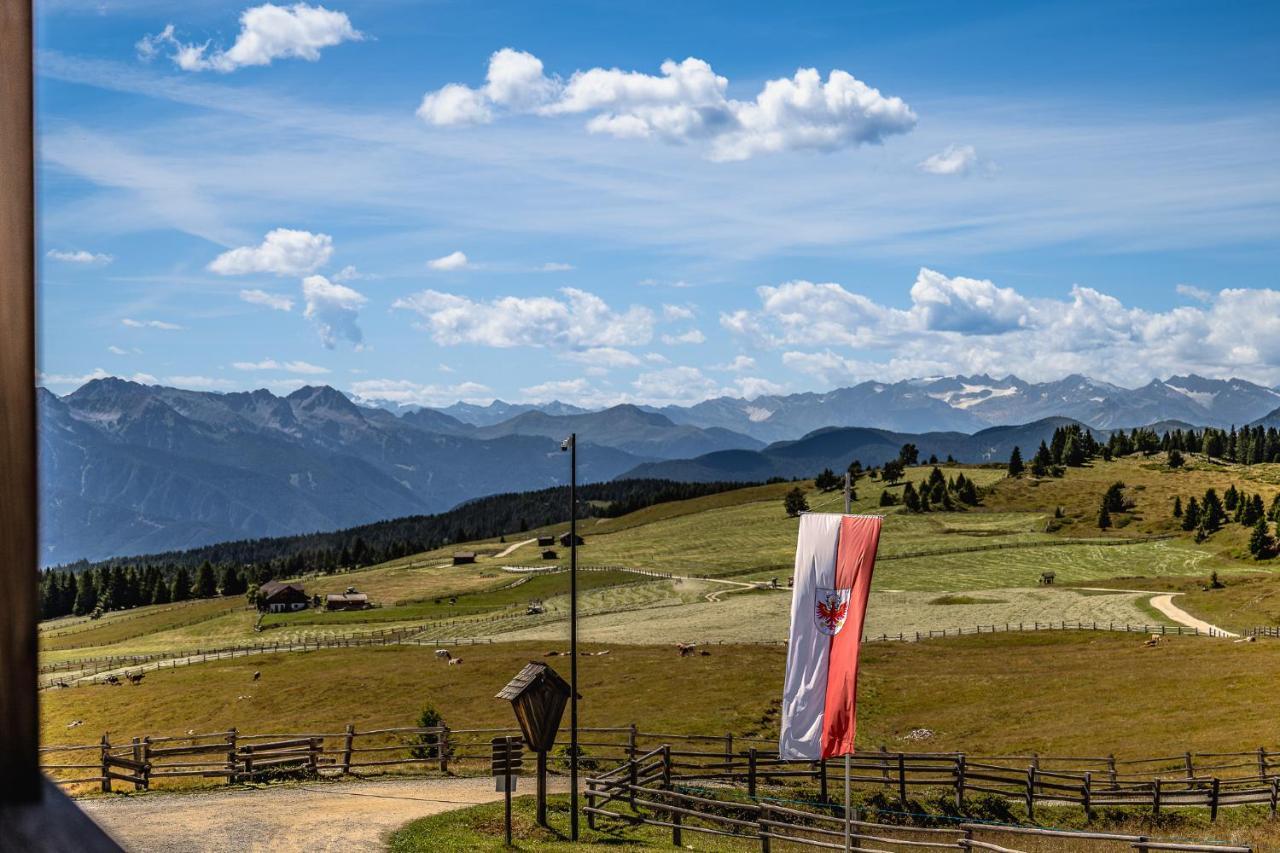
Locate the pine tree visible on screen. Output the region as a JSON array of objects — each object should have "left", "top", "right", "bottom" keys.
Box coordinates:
[
  {"left": 1182, "top": 496, "right": 1200, "bottom": 531},
  {"left": 1172, "top": 496, "right": 1182, "bottom": 518},
  {"left": 1104, "top": 482, "right": 1126, "bottom": 514},
  {"left": 194, "top": 561, "right": 218, "bottom": 599},
  {"left": 814, "top": 468, "right": 841, "bottom": 492},
  {"left": 783, "top": 487, "right": 809, "bottom": 517},
  {"left": 1249, "top": 517, "right": 1272, "bottom": 560},
  {"left": 151, "top": 574, "right": 171, "bottom": 605},
  {"left": 1031, "top": 441, "right": 1053, "bottom": 477},
  {"left": 902, "top": 482, "right": 920, "bottom": 512},
  {"left": 898, "top": 443, "right": 919, "bottom": 466},
  {"left": 73, "top": 571, "right": 97, "bottom": 616},
  {"left": 1007, "top": 446, "right": 1024, "bottom": 477},
  {"left": 171, "top": 566, "right": 192, "bottom": 602},
  {"left": 1097, "top": 499, "right": 1112, "bottom": 530}
]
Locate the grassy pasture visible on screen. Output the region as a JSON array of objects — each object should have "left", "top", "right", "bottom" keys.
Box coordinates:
[
  {"left": 496, "top": 586, "right": 1162, "bottom": 645},
  {"left": 39, "top": 598, "right": 247, "bottom": 653},
  {"left": 260, "top": 569, "right": 641, "bottom": 627},
  {"left": 41, "top": 632, "right": 1280, "bottom": 760}
]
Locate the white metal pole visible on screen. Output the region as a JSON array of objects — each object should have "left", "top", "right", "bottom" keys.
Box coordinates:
[{"left": 844, "top": 752, "right": 852, "bottom": 851}]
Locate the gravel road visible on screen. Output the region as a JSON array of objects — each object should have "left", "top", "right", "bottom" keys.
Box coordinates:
[{"left": 78, "top": 775, "right": 565, "bottom": 852}]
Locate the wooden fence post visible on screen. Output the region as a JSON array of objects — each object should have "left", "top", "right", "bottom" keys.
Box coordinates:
[
  {"left": 662, "top": 745, "right": 680, "bottom": 846},
  {"left": 748, "top": 748, "right": 758, "bottom": 798},
  {"left": 439, "top": 726, "right": 450, "bottom": 774},
  {"left": 955, "top": 754, "right": 966, "bottom": 810},
  {"left": 131, "top": 738, "right": 144, "bottom": 791},
  {"left": 1210, "top": 777, "right": 1220, "bottom": 822},
  {"left": 243, "top": 744, "right": 255, "bottom": 781},
  {"left": 341, "top": 724, "right": 355, "bottom": 775},
  {"left": 141, "top": 736, "right": 151, "bottom": 790},
  {"left": 1025, "top": 767, "right": 1035, "bottom": 821},
  {"left": 725, "top": 732, "right": 734, "bottom": 769},
  {"left": 1270, "top": 778, "right": 1278, "bottom": 819},
  {"left": 100, "top": 734, "right": 111, "bottom": 793},
  {"left": 628, "top": 723, "right": 637, "bottom": 763},
  {"left": 818, "top": 758, "right": 828, "bottom": 802},
  {"left": 1153, "top": 777, "right": 1161, "bottom": 818},
  {"left": 898, "top": 753, "right": 907, "bottom": 805},
  {"left": 1184, "top": 751, "right": 1195, "bottom": 779},
  {"left": 226, "top": 727, "right": 238, "bottom": 782},
  {"left": 1108, "top": 754, "right": 1117, "bottom": 788},
  {"left": 1082, "top": 771, "right": 1092, "bottom": 823},
  {"left": 758, "top": 801, "right": 770, "bottom": 853},
  {"left": 1260, "top": 747, "right": 1269, "bottom": 781},
  {"left": 308, "top": 738, "right": 319, "bottom": 775}
]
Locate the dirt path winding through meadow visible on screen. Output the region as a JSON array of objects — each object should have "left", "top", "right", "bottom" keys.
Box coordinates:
[
  {"left": 77, "top": 775, "right": 568, "bottom": 853},
  {"left": 1148, "top": 593, "right": 1239, "bottom": 637}
]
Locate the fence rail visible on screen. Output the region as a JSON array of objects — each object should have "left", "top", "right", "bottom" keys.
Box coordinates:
[
  {"left": 40, "top": 722, "right": 1280, "bottom": 823},
  {"left": 586, "top": 745, "right": 1256, "bottom": 853}
]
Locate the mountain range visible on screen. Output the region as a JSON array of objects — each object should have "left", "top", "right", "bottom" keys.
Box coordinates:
[
  {"left": 38, "top": 372, "right": 1280, "bottom": 564},
  {"left": 637, "top": 374, "right": 1280, "bottom": 442}
]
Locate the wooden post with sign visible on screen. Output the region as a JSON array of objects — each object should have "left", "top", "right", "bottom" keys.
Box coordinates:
[{"left": 492, "top": 736, "right": 524, "bottom": 846}]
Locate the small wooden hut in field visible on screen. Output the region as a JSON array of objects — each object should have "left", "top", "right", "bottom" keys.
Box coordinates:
[
  {"left": 558, "top": 533, "right": 583, "bottom": 547},
  {"left": 453, "top": 552, "right": 476, "bottom": 565},
  {"left": 536, "top": 535, "right": 555, "bottom": 547}
]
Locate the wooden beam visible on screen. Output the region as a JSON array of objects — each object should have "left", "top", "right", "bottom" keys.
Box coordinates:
[{"left": 0, "top": 0, "right": 39, "bottom": 804}]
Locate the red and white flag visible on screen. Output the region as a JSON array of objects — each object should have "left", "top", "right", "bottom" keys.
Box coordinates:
[{"left": 779, "top": 513, "right": 882, "bottom": 760}]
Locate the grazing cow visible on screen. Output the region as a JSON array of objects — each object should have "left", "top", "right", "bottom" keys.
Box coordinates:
[
  {"left": 127, "top": 672, "right": 145, "bottom": 685},
  {"left": 104, "top": 674, "right": 120, "bottom": 686},
  {"left": 434, "top": 649, "right": 452, "bottom": 661},
  {"left": 448, "top": 657, "right": 463, "bottom": 666},
  {"left": 66, "top": 720, "right": 83, "bottom": 729},
  {"left": 676, "top": 643, "right": 696, "bottom": 657},
  {"left": 252, "top": 671, "right": 261, "bottom": 681},
  {"left": 1143, "top": 634, "right": 1161, "bottom": 648},
  {"left": 700, "top": 650, "right": 711, "bottom": 656},
  {"left": 55, "top": 680, "right": 69, "bottom": 689}
]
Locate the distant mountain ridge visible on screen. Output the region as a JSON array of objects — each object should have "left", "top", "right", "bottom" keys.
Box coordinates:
[
  {"left": 38, "top": 380, "right": 761, "bottom": 564},
  {"left": 621, "top": 417, "right": 1093, "bottom": 482},
  {"left": 627, "top": 373, "right": 1280, "bottom": 440}
]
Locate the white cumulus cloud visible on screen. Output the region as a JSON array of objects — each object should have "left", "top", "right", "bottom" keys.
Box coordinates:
[
  {"left": 661, "top": 329, "right": 706, "bottom": 345},
  {"left": 302, "top": 274, "right": 366, "bottom": 348},
  {"left": 211, "top": 228, "right": 333, "bottom": 277},
  {"left": 122, "top": 318, "right": 183, "bottom": 330},
  {"left": 417, "top": 50, "right": 916, "bottom": 161},
  {"left": 730, "top": 268, "right": 1280, "bottom": 386},
  {"left": 239, "top": 289, "right": 295, "bottom": 311},
  {"left": 918, "top": 144, "right": 980, "bottom": 176},
  {"left": 349, "top": 378, "right": 493, "bottom": 407},
  {"left": 427, "top": 250, "right": 470, "bottom": 271},
  {"left": 137, "top": 3, "right": 363, "bottom": 74},
  {"left": 392, "top": 287, "right": 654, "bottom": 349}
]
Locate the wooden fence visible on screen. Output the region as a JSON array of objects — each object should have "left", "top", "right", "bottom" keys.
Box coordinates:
[
  {"left": 40, "top": 617, "right": 1225, "bottom": 691},
  {"left": 586, "top": 746, "right": 1257, "bottom": 852},
  {"left": 40, "top": 723, "right": 1280, "bottom": 821}
]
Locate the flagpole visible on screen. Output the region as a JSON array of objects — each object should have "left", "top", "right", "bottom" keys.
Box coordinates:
[{"left": 845, "top": 752, "right": 852, "bottom": 851}]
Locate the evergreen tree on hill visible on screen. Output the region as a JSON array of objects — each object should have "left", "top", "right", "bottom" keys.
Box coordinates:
[
  {"left": 1007, "top": 446, "right": 1024, "bottom": 477},
  {"left": 171, "top": 566, "right": 192, "bottom": 602},
  {"left": 1249, "top": 517, "right": 1273, "bottom": 560},
  {"left": 1097, "top": 498, "right": 1112, "bottom": 530},
  {"left": 783, "top": 487, "right": 809, "bottom": 518},
  {"left": 194, "top": 561, "right": 218, "bottom": 599}
]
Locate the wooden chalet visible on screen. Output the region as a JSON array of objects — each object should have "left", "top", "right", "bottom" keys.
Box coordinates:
[
  {"left": 559, "top": 532, "right": 584, "bottom": 547},
  {"left": 536, "top": 535, "right": 555, "bottom": 547},
  {"left": 325, "top": 588, "right": 371, "bottom": 611},
  {"left": 452, "top": 552, "right": 476, "bottom": 565},
  {"left": 259, "top": 580, "right": 309, "bottom": 613}
]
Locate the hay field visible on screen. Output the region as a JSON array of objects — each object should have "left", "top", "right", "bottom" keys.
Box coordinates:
[{"left": 494, "top": 585, "right": 1163, "bottom": 645}]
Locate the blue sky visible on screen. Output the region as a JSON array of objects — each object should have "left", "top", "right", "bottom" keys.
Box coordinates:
[{"left": 34, "top": 0, "right": 1280, "bottom": 407}]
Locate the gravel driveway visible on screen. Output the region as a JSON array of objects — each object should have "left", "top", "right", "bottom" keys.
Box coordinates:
[{"left": 78, "top": 776, "right": 565, "bottom": 853}]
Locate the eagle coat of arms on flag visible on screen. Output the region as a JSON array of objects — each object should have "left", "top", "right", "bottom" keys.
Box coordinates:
[{"left": 814, "top": 587, "right": 851, "bottom": 635}]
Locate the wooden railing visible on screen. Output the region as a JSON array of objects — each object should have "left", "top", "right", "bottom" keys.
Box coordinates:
[{"left": 586, "top": 746, "right": 1256, "bottom": 852}]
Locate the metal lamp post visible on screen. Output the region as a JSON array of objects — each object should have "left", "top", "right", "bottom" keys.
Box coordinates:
[{"left": 560, "top": 433, "right": 579, "bottom": 840}]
